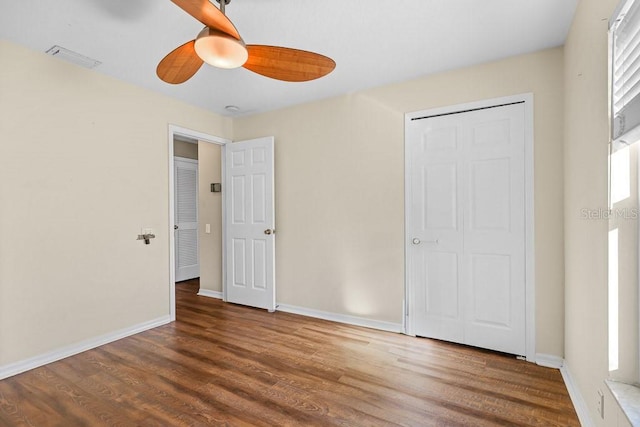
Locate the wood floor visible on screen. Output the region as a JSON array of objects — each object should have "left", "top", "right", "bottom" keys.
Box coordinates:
[{"left": 0, "top": 279, "right": 579, "bottom": 426}]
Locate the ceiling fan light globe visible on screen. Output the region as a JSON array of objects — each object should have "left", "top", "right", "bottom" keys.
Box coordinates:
[{"left": 194, "top": 27, "right": 248, "bottom": 69}]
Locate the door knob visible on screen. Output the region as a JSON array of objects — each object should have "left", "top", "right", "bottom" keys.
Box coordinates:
[
  {"left": 412, "top": 238, "right": 439, "bottom": 245},
  {"left": 264, "top": 229, "right": 275, "bottom": 235},
  {"left": 174, "top": 225, "right": 179, "bottom": 230}
]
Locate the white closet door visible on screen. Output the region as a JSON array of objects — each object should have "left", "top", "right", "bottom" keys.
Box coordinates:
[
  {"left": 407, "top": 102, "right": 526, "bottom": 356},
  {"left": 408, "top": 113, "right": 466, "bottom": 343},
  {"left": 463, "top": 105, "right": 525, "bottom": 355},
  {"left": 174, "top": 158, "right": 199, "bottom": 282}
]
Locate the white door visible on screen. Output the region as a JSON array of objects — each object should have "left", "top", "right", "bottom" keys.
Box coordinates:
[
  {"left": 224, "top": 137, "right": 275, "bottom": 311},
  {"left": 174, "top": 157, "right": 199, "bottom": 282},
  {"left": 407, "top": 102, "right": 526, "bottom": 356}
]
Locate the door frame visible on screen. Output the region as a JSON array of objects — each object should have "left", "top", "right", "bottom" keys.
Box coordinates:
[
  {"left": 404, "top": 93, "right": 535, "bottom": 362},
  {"left": 168, "top": 124, "right": 230, "bottom": 321}
]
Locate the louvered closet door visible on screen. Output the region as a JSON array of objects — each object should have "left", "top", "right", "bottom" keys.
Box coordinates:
[{"left": 174, "top": 157, "right": 199, "bottom": 282}]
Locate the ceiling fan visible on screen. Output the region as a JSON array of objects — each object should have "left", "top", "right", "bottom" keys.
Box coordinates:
[{"left": 157, "top": 0, "right": 336, "bottom": 84}]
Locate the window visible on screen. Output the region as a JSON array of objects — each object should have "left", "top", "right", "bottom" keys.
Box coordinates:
[
  {"left": 611, "top": 0, "right": 640, "bottom": 148},
  {"left": 607, "top": 1, "right": 640, "bottom": 422}
]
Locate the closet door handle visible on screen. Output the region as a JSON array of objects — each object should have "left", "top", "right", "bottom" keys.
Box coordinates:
[{"left": 412, "top": 238, "right": 439, "bottom": 245}]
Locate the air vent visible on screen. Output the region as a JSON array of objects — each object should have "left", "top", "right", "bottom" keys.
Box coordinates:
[{"left": 45, "top": 45, "right": 102, "bottom": 69}]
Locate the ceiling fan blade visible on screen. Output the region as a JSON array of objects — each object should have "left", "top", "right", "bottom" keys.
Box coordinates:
[
  {"left": 243, "top": 45, "right": 336, "bottom": 82},
  {"left": 157, "top": 40, "right": 204, "bottom": 84},
  {"left": 170, "top": 0, "right": 241, "bottom": 40}
]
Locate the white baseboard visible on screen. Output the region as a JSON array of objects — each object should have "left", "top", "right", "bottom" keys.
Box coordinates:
[
  {"left": 561, "top": 361, "right": 594, "bottom": 427},
  {"left": 197, "top": 289, "right": 223, "bottom": 299},
  {"left": 198, "top": 293, "right": 402, "bottom": 333},
  {"left": 536, "top": 353, "right": 564, "bottom": 369},
  {"left": 277, "top": 303, "right": 403, "bottom": 333},
  {"left": 0, "top": 315, "right": 171, "bottom": 380}
]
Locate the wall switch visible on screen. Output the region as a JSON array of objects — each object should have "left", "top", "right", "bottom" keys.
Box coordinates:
[
  {"left": 597, "top": 389, "right": 604, "bottom": 418},
  {"left": 205, "top": 224, "right": 211, "bottom": 234}
]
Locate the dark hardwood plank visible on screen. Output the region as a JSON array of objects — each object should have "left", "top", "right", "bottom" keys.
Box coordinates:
[{"left": 0, "top": 279, "right": 579, "bottom": 426}]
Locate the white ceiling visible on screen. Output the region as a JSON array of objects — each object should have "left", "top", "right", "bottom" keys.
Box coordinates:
[{"left": 1, "top": 0, "right": 578, "bottom": 117}]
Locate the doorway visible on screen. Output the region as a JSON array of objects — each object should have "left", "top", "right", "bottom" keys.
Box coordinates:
[
  {"left": 168, "top": 125, "right": 229, "bottom": 321},
  {"left": 404, "top": 94, "right": 535, "bottom": 360}
]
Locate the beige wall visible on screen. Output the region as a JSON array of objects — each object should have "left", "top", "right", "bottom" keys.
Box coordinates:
[
  {"left": 174, "top": 140, "right": 198, "bottom": 160},
  {"left": 198, "top": 142, "right": 223, "bottom": 293},
  {"left": 0, "top": 40, "right": 232, "bottom": 367},
  {"left": 236, "top": 94, "right": 405, "bottom": 325},
  {"left": 564, "top": 0, "right": 638, "bottom": 425},
  {"left": 234, "top": 47, "right": 566, "bottom": 355}
]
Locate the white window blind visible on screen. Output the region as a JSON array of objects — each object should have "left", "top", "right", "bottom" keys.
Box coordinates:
[{"left": 612, "top": 0, "right": 640, "bottom": 145}]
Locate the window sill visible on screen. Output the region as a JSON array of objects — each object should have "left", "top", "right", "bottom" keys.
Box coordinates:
[{"left": 606, "top": 380, "right": 640, "bottom": 425}]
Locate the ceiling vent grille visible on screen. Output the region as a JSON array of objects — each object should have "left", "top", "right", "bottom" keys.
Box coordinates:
[{"left": 45, "top": 45, "right": 102, "bottom": 69}]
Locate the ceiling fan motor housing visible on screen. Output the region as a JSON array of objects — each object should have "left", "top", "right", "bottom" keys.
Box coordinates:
[{"left": 194, "top": 27, "right": 248, "bottom": 69}]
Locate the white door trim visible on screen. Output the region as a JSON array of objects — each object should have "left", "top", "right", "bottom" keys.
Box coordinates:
[
  {"left": 404, "top": 93, "right": 536, "bottom": 362},
  {"left": 168, "top": 124, "right": 230, "bottom": 321}
]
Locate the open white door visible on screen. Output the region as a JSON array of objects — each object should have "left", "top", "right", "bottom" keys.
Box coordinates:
[
  {"left": 224, "top": 137, "right": 275, "bottom": 311},
  {"left": 174, "top": 157, "right": 199, "bottom": 282}
]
